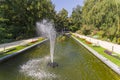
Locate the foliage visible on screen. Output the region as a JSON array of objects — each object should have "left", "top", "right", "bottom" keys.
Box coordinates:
[
  {"left": 70, "top": 5, "right": 82, "bottom": 32},
  {"left": 80, "top": 25, "right": 95, "bottom": 35},
  {"left": 54, "top": 8, "right": 69, "bottom": 32},
  {"left": 72, "top": 0, "right": 120, "bottom": 44},
  {"left": 0, "top": 0, "right": 55, "bottom": 43},
  {"left": 57, "top": 35, "right": 67, "bottom": 42},
  {"left": 1, "top": 0, "right": 120, "bottom": 44}
]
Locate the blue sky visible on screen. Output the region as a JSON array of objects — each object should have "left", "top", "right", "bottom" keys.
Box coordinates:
[{"left": 51, "top": 0, "right": 84, "bottom": 16}]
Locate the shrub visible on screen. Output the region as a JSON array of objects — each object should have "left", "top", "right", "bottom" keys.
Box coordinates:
[
  {"left": 80, "top": 25, "right": 95, "bottom": 35},
  {"left": 117, "top": 38, "right": 120, "bottom": 44},
  {"left": 104, "top": 50, "right": 112, "bottom": 55}
]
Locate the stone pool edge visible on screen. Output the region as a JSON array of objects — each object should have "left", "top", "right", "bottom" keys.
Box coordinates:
[
  {"left": 0, "top": 39, "right": 48, "bottom": 63},
  {"left": 72, "top": 36, "right": 120, "bottom": 75}
]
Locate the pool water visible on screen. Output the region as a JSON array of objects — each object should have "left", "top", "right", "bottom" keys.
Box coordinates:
[{"left": 0, "top": 38, "right": 120, "bottom": 80}]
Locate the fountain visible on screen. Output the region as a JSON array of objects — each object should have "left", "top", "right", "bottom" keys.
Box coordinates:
[
  {"left": 1, "top": 34, "right": 120, "bottom": 80},
  {"left": 36, "top": 20, "right": 58, "bottom": 68}
]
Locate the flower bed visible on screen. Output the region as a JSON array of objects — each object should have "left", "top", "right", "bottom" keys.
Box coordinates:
[
  {"left": 85, "top": 41, "right": 92, "bottom": 44},
  {"left": 31, "top": 39, "right": 38, "bottom": 43}
]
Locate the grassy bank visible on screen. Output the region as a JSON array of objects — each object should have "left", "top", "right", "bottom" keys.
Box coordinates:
[
  {"left": 0, "top": 38, "right": 44, "bottom": 58},
  {"left": 72, "top": 35, "right": 120, "bottom": 66}
]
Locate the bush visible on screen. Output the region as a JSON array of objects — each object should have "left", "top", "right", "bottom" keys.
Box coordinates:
[
  {"left": 117, "top": 38, "right": 120, "bottom": 44},
  {"left": 57, "top": 35, "right": 67, "bottom": 42},
  {"left": 97, "top": 30, "right": 105, "bottom": 38},
  {"left": 76, "top": 30, "right": 82, "bottom": 34},
  {"left": 104, "top": 50, "right": 112, "bottom": 55},
  {"left": 80, "top": 25, "right": 95, "bottom": 35}
]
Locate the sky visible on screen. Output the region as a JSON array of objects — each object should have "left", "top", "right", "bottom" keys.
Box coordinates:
[{"left": 51, "top": 0, "right": 84, "bottom": 16}]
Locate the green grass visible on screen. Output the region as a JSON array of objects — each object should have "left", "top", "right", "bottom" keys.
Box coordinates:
[
  {"left": 0, "top": 38, "right": 45, "bottom": 58},
  {"left": 73, "top": 35, "right": 120, "bottom": 66}
]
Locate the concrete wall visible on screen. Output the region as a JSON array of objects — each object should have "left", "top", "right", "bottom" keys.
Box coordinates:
[{"left": 74, "top": 33, "right": 120, "bottom": 54}]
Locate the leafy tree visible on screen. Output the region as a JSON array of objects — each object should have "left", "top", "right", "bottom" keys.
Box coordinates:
[
  {"left": 0, "top": 0, "right": 56, "bottom": 43},
  {"left": 80, "top": 0, "right": 120, "bottom": 43},
  {"left": 54, "top": 8, "right": 68, "bottom": 32},
  {"left": 70, "top": 5, "right": 82, "bottom": 32}
]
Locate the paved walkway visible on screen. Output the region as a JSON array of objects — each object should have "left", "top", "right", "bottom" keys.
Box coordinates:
[{"left": 0, "top": 37, "right": 39, "bottom": 51}]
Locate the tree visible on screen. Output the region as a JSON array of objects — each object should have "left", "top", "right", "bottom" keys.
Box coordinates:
[
  {"left": 81, "top": 0, "right": 120, "bottom": 42},
  {"left": 0, "top": 0, "right": 56, "bottom": 43},
  {"left": 70, "top": 5, "right": 82, "bottom": 32},
  {"left": 54, "top": 8, "right": 68, "bottom": 32}
]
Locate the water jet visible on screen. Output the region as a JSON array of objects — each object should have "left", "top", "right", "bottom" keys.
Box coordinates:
[{"left": 36, "top": 20, "right": 58, "bottom": 67}]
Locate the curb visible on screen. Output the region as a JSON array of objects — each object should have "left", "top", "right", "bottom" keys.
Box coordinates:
[
  {"left": 72, "top": 36, "right": 120, "bottom": 75},
  {"left": 0, "top": 39, "right": 48, "bottom": 63}
]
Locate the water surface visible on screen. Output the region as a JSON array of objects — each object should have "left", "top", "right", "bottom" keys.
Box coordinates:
[{"left": 0, "top": 38, "right": 120, "bottom": 80}]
